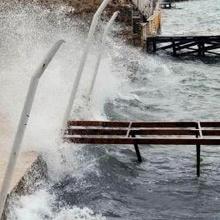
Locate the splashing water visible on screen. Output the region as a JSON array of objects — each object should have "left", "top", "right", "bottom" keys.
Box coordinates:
[
  {"left": 1, "top": 0, "right": 220, "bottom": 219},
  {"left": 8, "top": 189, "right": 106, "bottom": 220},
  {"left": 0, "top": 1, "right": 118, "bottom": 219}
]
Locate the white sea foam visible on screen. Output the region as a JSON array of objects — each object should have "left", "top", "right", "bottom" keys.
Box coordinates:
[{"left": 8, "top": 189, "right": 106, "bottom": 220}]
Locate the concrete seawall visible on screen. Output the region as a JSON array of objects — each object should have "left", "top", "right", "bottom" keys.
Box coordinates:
[
  {"left": 0, "top": 112, "right": 43, "bottom": 219},
  {"left": 0, "top": 154, "right": 47, "bottom": 220},
  {"left": 0, "top": 151, "right": 38, "bottom": 193}
]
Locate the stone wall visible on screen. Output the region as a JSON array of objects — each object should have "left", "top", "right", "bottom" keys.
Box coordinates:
[{"left": 1, "top": 156, "right": 47, "bottom": 220}]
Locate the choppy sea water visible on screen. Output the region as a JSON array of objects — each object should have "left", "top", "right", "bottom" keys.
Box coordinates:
[{"left": 0, "top": 0, "right": 220, "bottom": 219}]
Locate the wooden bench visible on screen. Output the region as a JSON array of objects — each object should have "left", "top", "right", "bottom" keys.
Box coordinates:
[{"left": 64, "top": 121, "right": 220, "bottom": 177}]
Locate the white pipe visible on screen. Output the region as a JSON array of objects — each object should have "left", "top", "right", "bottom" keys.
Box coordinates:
[
  {"left": 0, "top": 40, "right": 65, "bottom": 219},
  {"left": 88, "top": 11, "right": 119, "bottom": 99},
  {"left": 62, "top": 0, "right": 111, "bottom": 129}
]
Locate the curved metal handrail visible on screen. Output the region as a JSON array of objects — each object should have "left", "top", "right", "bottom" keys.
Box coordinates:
[
  {"left": 88, "top": 11, "right": 119, "bottom": 99},
  {"left": 0, "top": 40, "right": 65, "bottom": 219},
  {"left": 62, "top": 0, "right": 111, "bottom": 129}
]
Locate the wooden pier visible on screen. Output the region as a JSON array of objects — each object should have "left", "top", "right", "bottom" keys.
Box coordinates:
[
  {"left": 64, "top": 120, "right": 220, "bottom": 177},
  {"left": 146, "top": 35, "right": 220, "bottom": 57}
]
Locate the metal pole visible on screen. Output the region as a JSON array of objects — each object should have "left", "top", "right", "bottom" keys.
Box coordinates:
[
  {"left": 62, "top": 0, "right": 111, "bottom": 129},
  {"left": 0, "top": 40, "right": 65, "bottom": 219},
  {"left": 196, "top": 145, "right": 201, "bottom": 177},
  {"left": 88, "top": 11, "right": 119, "bottom": 99}
]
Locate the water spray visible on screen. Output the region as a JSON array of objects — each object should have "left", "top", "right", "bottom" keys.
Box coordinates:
[
  {"left": 62, "top": 0, "right": 111, "bottom": 129},
  {"left": 87, "top": 11, "right": 119, "bottom": 100},
  {"left": 0, "top": 40, "right": 65, "bottom": 219}
]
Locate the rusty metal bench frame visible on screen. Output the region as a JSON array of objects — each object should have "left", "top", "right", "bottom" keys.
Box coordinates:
[{"left": 64, "top": 121, "right": 220, "bottom": 177}]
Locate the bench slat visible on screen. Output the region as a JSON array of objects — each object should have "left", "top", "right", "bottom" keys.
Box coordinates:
[
  {"left": 64, "top": 137, "right": 220, "bottom": 145},
  {"left": 67, "top": 128, "right": 199, "bottom": 136}
]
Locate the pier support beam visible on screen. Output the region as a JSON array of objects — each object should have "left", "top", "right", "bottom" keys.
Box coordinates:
[
  {"left": 172, "top": 39, "right": 177, "bottom": 56},
  {"left": 145, "top": 35, "right": 220, "bottom": 57}
]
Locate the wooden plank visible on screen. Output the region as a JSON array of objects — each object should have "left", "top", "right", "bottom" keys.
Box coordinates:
[
  {"left": 150, "top": 35, "right": 220, "bottom": 40},
  {"left": 204, "top": 41, "right": 220, "bottom": 46},
  {"left": 131, "top": 121, "right": 197, "bottom": 128},
  {"left": 68, "top": 121, "right": 198, "bottom": 128},
  {"left": 157, "top": 43, "right": 174, "bottom": 50},
  {"left": 200, "top": 122, "right": 220, "bottom": 127},
  {"left": 204, "top": 44, "right": 220, "bottom": 51},
  {"left": 67, "top": 128, "right": 220, "bottom": 136},
  {"left": 205, "top": 51, "right": 220, "bottom": 56},
  {"left": 178, "top": 49, "right": 200, "bottom": 56},
  {"left": 131, "top": 128, "right": 199, "bottom": 135},
  {"left": 177, "top": 42, "right": 198, "bottom": 50},
  {"left": 67, "top": 121, "right": 220, "bottom": 129},
  {"left": 156, "top": 40, "right": 195, "bottom": 51},
  {"left": 67, "top": 128, "right": 127, "bottom": 136},
  {"left": 67, "top": 128, "right": 199, "bottom": 136},
  {"left": 64, "top": 137, "right": 220, "bottom": 145},
  {"left": 68, "top": 121, "right": 130, "bottom": 127}
]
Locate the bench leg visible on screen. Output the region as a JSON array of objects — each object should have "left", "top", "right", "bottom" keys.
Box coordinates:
[
  {"left": 131, "top": 134, "right": 142, "bottom": 162},
  {"left": 134, "top": 143, "right": 142, "bottom": 162},
  {"left": 196, "top": 145, "right": 201, "bottom": 177}
]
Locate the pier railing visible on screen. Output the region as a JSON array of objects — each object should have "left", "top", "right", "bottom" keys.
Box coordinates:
[
  {"left": 88, "top": 11, "right": 119, "bottom": 99},
  {"left": 0, "top": 40, "right": 65, "bottom": 219},
  {"left": 62, "top": 0, "right": 111, "bottom": 129}
]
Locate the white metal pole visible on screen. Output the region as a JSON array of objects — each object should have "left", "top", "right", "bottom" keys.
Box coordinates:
[
  {"left": 0, "top": 40, "right": 65, "bottom": 219},
  {"left": 62, "top": 0, "right": 111, "bottom": 129},
  {"left": 88, "top": 11, "right": 119, "bottom": 99}
]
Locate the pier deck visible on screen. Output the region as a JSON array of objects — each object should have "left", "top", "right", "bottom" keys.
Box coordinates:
[
  {"left": 146, "top": 35, "right": 220, "bottom": 57},
  {"left": 65, "top": 121, "right": 220, "bottom": 177}
]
